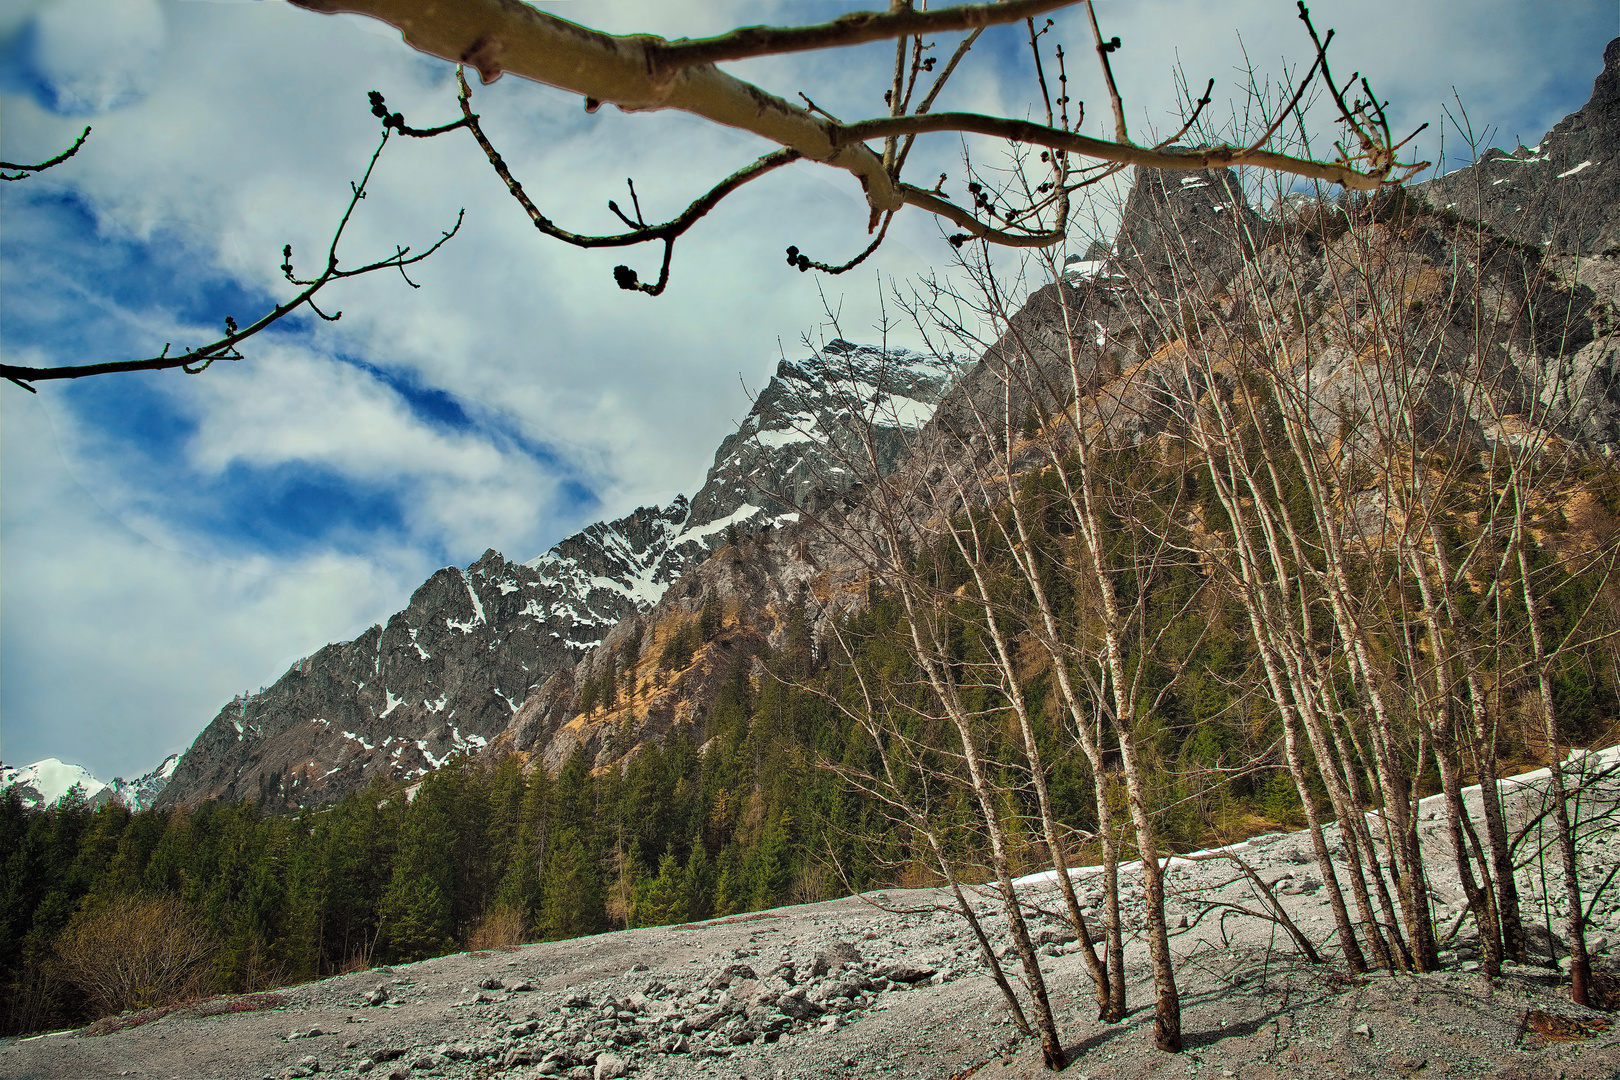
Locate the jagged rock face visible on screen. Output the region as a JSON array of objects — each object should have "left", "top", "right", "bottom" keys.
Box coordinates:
[
  {"left": 506, "top": 534, "right": 830, "bottom": 777},
  {"left": 932, "top": 165, "right": 1264, "bottom": 446},
  {"left": 690, "top": 341, "right": 954, "bottom": 526},
  {"left": 941, "top": 157, "right": 1620, "bottom": 455},
  {"left": 523, "top": 498, "right": 696, "bottom": 644},
  {"left": 1111, "top": 164, "right": 1266, "bottom": 287},
  {"left": 1416, "top": 37, "right": 1620, "bottom": 255},
  {"left": 524, "top": 343, "right": 954, "bottom": 650},
  {"left": 157, "top": 347, "right": 955, "bottom": 810},
  {"left": 110, "top": 754, "right": 179, "bottom": 811},
  {"left": 157, "top": 550, "right": 573, "bottom": 810}
]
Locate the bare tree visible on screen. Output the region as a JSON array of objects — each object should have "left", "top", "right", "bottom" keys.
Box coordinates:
[{"left": 55, "top": 895, "right": 221, "bottom": 1017}]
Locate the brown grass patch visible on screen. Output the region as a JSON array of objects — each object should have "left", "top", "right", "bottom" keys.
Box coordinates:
[
  {"left": 76, "top": 992, "right": 286, "bottom": 1037},
  {"left": 1520, "top": 1009, "right": 1612, "bottom": 1047}
]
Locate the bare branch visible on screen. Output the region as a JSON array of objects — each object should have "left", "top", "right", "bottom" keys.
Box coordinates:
[
  {"left": 0, "top": 126, "right": 90, "bottom": 181},
  {"left": 1, "top": 121, "right": 463, "bottom": 387},
  {"left": 845, "top": 112, "right": 1396, "bottom": 190},
  {"left": 455, "top": 68, "right": 800, "bottom": 293}
]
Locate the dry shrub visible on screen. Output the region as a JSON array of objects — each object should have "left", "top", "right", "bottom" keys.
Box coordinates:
[
  {"left": 55, "top": 895, "right": 219, "bottom": 1018},
  {"left": 895, "top": 861, "right": 942, "bottom": 892},
  {"left": 1521, "top": 1008, "right": 1612, "bottom": 1047},
  {"left": 789, "top": 860, "right": 833, "bottom": 904},
  {"left": 467, "top": 904, "right": 525, "bottom": 951},
  {"left": 78, "top": 991, "right": 285, "bottom": 1037}
]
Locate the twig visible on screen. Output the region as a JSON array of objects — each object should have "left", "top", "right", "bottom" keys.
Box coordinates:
[{"left": 1, "top": 126, "right": 91, "bottom": 181}]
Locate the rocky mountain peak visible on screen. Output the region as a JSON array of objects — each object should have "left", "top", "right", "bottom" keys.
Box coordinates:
[
  {"left": 1111, "top": 161, "right": 1265, "bottom": 285},
  {"left": 1415, "top": 37, "right": 1620, "bottom": 254}
]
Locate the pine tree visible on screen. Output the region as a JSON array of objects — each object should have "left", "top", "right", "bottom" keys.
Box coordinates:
[
  {"left": 603, "top": 652, "right": 619, "bottom": 711},
  {"left": 682, "top": 836, "right": 715, "bottom": 922},
  {"left": 630, "top": 852, "right": 686, "bottom": 927},
  {"left": 537, "top": 829, "right": 604, "bottom": 940},
  {"left": 745, "top": 812, "right": 795, "bottom": 910},
  {"left": 712, "top": 843, "right": 745, "bottom": 917},
  {"left": 495, "top": 765, "right": 551, "bottom": 931},
  {"left": 699, "top": 592, "right": 722, "bottom": 641},
  {"left": 378, "top": 790, "right": 456, "bottom": 962}
]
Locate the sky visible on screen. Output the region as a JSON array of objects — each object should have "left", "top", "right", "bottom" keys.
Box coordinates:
[{"left": 2, "top": 0, "right": 1615, "bottom": 782}]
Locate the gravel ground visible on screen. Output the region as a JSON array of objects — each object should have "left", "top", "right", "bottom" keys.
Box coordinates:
[{"left": 5, "top": 762, "right": 1620, "bottom": 1080}]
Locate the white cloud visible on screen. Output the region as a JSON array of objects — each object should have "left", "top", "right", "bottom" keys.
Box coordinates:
[
  {"left": 27, "top": 0, "right": 167, "bottom": 114},
  {"left": 2, "top": 0, "right": 1614, "bottom": 778},
  {"left": 0, "top": 392, "right": 425, "bottom": 780}
]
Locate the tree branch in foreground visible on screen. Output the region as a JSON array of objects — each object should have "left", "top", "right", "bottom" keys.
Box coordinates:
[
  {"left": 1, "top": 126, "right": 91, "bottom": 181},
  {"left": 453, "top": 69, "right": 800, "bottom": 296},
  {"left": 290, "top": 0, "right": 1420, "bottom": 242},
  {"left": 1, "top": 103, "right": 466, "bottom": 390}
]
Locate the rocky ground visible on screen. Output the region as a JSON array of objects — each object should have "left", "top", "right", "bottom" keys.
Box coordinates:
[{"left": 6, "top": 759, "right": 1620, "bottom": 1080}]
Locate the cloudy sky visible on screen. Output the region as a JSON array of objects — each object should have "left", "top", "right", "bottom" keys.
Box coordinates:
[{"left": 2, "top": 0, "right": 1614, "bottom": 782}]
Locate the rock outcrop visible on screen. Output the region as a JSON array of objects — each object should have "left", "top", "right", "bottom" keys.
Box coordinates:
[{"left": 1416, "top": 37, "right": 1620, "bottom": 255}]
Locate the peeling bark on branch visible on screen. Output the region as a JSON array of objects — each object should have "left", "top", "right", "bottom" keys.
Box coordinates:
[
  {"left": 290, "top": 0, "right": 1398, "bottom": 248},
  {"left": 291, "top": 0, "right": 907, "bottom": 213}
]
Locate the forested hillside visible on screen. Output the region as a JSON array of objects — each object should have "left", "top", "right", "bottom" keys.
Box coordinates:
[{"left": 5, "top": 467, "right": 1614, "bottom": 1036}]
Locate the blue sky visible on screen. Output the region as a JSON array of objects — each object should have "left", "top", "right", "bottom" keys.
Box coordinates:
[{"left": 2, "top": 0, "right": 1615, "bottom": 781}]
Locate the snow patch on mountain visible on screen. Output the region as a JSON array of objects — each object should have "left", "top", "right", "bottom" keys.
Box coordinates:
[{"left": 2, "top": 753, "right": 178, "bottom": 811}]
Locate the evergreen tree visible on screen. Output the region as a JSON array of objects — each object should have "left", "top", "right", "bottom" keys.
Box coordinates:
[
  {"left": 699, "top": 592, "right": 722, "bottom": 641},
  {"left": 630, "top": 852, "right": 686, "bottom": 927},
  {"left": 745, "top": 812, "right": 795, "bottom": 910},
  {"left": 682, "top": 835, "right": 715, "bottom": 922},
  {"left": 494, "top": 767, "right": 551, "bottom": 931},
  {"left": 712, "top": 843, "right": 745, "bottom": 917},
  {"left": 537, "top": 828, "right": 604, "bottom": 940},
  {"left": 378, "top": 788, "right": 456, "bottom": 962}
]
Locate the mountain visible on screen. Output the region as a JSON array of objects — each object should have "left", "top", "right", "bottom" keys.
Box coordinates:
[
  {"left": 502, "top": 40, "right": 1620, "bottom": 782},
  {"left": 107, "top": 753, "right": 179, "bottom": 810},
  {"left": 1415, "top": 37, "right": 1620, "bottom": 256},
  {"left": 154, "top": 344, "right": 954, "bottom": 810},
  {"left": 1, "top": 754, "right": 177, "bottom": 811}
]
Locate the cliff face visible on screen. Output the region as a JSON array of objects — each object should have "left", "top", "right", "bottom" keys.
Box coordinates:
[
  {"left": 156, "top": 346, "right": 954, "bottom": 810},
  {"left": 1416, "top": 38, "right": 1620, "bottom": 256},
  {"left": 156, "top": 551, "right": 569, "bottom": 810}
]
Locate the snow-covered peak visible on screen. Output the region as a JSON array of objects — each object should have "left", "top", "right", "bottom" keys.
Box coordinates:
[
  {"left": 0, "top": 758, "right": 109, "bottom": 808},
  {"left": 505, "top": 344, "right": 956, "bottom": 659},
  {"left": 2, "top": 753, "right": 180, "bottom": 811}
]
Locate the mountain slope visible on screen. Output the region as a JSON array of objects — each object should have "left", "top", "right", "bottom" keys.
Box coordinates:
[
  {"left": 155, "top": 344, "right": 953, "bottom": 810},
  {"left": 151, "top": 38, "right": 1620, "bottom": 812},
  {"left": 509, "top": 42, "right": 1620, "bottom": 785}
]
